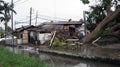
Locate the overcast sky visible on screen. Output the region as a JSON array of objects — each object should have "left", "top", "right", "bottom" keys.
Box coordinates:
[{"left": 2, "top": 0, "right": 89, "bottom": 29}]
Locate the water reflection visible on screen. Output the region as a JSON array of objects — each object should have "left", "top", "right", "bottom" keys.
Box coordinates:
[
  {"left": 38, "top": 53, "right": 119, "bottom": 67},
  {"left": 6, "top": 46, "right": 120, "bottom": 67}
]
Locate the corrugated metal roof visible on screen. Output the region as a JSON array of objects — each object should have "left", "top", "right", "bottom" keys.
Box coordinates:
[{"left": 52, "top": 21, "right": 83, "bottom": 25}]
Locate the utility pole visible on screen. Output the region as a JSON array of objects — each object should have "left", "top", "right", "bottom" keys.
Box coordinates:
[
  {"left": 15, "top": 21, "right": 16, "bottom": 29},
  {"left": 30, "top": 7, "right": 32, "bottom": 25},
  {"left": 83, "top": 11, "right": 87, "bottom": 36},
  {"left": 11, "top": 0, "right": 14, "bottom": 51},
  {"left": 35, "top": 11, "right": 38, "bottom": 26}
]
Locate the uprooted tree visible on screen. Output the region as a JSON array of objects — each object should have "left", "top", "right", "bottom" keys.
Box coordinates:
[{"left": 80, "top": 0, "right": 120, "bottom": 43}]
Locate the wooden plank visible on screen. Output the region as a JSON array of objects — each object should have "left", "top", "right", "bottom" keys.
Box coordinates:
[
  {"left": 50, "top": 31, "right": 56, "bottom": 46},
  {"left": 66, "top": 39, "right": 79, "bottom": 41}
]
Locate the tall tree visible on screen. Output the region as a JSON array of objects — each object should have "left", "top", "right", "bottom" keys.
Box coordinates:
[
  {"left": 0, "top": 0, "right": 16, "bottom": 38},
  {"left": 80, "top": 0, "right": 120, "bottom": 43}
]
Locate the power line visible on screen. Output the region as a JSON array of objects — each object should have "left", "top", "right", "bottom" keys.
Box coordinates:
[
  {"left": 37, "top": 17, "right": 52, "bottom": 21},
  {"left": 37, "top": 14, "right": 68, "bottom": 21},
  {"left": 37, "top": 16, "right": 65, "bottom": 22},
  {"left": 17, "top": 17, "right": 28, "bottom": 21},
  {"left": 15, "top": 17, "right": 36, "bottom": 25},
  {"left": 14, "top": 0, "right": 29, "bottom": 5},
  {"left": 15, "top": 15, "right": 67, "bottom": 25},
  {"left": 14, "top": 0, "right": 23, "bottom": 3},
  {"left": 15, "top": 21, "right": 28, "bottom": 24},
  {"left": 15, "top": 13, "right": 69, "bottom": 25}
]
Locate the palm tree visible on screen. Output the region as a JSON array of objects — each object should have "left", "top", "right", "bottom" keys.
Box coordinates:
[{"left": 0, "top": 0, "right": 16, "bottom": 44}]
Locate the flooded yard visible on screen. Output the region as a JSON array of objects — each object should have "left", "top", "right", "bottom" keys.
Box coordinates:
[{"left": 6, "top": 46, "right": 120, "bottom": 67}]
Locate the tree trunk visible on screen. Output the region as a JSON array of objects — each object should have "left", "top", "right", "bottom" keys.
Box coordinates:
[
  {"left": 105, "top": 23, "right": 120, "bottom": 38},
  {"left": 4, "top": 22, "right": 7, "bottom": 44},
  {"left": 82, "top": 8, "right": 120, "bottom": 43}
]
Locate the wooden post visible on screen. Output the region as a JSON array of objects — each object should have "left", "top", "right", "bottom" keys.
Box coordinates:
[{"left": 50, "top": 31, "right": 56, "bottom": 46}]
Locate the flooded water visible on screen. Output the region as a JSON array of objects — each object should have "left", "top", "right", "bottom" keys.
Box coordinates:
[{"left": 6, "top": 46, "right": 120, "bottom": 67}]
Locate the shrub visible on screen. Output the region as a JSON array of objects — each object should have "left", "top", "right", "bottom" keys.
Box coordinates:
[{"left": 0, "top": 45, "right": 48, "bottom": 67}]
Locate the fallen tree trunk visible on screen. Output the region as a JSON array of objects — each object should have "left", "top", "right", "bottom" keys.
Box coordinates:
[{"left": 82, "top": 8, "right": 120, "bottom": 43}]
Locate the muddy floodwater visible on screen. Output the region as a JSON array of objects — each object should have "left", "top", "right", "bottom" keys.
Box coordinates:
[{"left": 6, "top": 46, "right": 120, "bottom": 67}]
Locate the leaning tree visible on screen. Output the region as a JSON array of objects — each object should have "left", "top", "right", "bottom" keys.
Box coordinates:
[{"left": 80, "top": 0, "right": 120, "bottom": 43}]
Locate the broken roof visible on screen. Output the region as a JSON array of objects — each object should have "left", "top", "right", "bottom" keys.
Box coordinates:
[
  {"left": 52, "top": 21, "right": 83, "bottom": 25},
  {"left": 14, "top": 25, "right": 36, "bottom": 32},
  {"left": 37, "top": 21, "right": 83, "bottom": 28}
]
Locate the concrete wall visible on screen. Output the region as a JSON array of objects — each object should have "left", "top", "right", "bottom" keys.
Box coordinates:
[{"left": 38, "top": 33, "right": 52, "bottom": 44}]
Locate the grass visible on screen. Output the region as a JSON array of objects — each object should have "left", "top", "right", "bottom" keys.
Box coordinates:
[{"left": 0, "top": 45, "right": 48, "bottom": 67}]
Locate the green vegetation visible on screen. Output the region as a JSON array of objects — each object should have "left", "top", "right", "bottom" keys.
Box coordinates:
[
  {"left": 13, "top": 32, "right": 20, "bottom": 38},
  {"left": 52, "top": 37, "right": 80, "bottom": 51},
  {"left": 0, "top": 32, "right": 4, "bottom": 38},
  {"left": 0, "top": 27, "right": 4, "bottom": 38},
  {"left": 52, "top": 37, "right": 66, "bottom": 47},
  {"left": 81, "top": 0, "right": 120, "bottom": 43},
  {"left": 81, "top": 0, "right": 120, "bottom": 31},
  {"left": 0, "top": 46, "right": 48, "bottom": 67}
]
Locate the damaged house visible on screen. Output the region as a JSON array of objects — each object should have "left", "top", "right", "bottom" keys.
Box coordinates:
[
  {"left": 14, "top": 25, "right": 52, "bottom": 45},
  {"left": 14, "top": 20, "right": 85, "bottom": 46}
]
